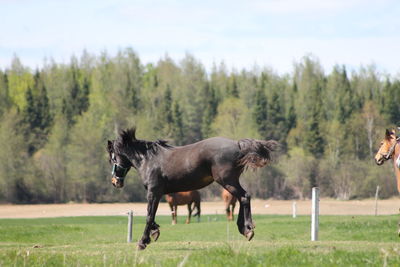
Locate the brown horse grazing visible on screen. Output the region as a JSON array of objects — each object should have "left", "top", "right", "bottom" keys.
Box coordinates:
[
  {"left": 107, "top": 128, "right": 278, "bottom": 250},
  {"left": 165, "top": 191, "right": 201, "bottom": 225},
  {"left": 222, "top": 188, "right": 237, "bottom": 221},
  {"left": 374, "top": 129, "right": 400, "bottom": 193}
]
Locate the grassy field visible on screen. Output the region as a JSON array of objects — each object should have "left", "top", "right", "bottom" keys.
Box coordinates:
[{"left": 1, "top": 214, "right": 400, "bottom": 266}]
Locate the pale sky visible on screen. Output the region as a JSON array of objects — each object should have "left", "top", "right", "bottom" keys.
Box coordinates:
[{"left": 1, "top": 0, "right": 399, "bottom": 75}]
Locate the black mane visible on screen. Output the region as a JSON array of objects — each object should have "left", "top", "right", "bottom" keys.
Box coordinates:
[{"left": 115, "top": 128, "right": 173, "bottom": 158}]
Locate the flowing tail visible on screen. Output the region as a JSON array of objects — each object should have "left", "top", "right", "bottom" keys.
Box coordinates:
[{"left": 238, "top": 139, "right": 279, "bottom": 169}]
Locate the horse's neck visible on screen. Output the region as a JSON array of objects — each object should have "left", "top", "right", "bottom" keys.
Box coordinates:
[{"left": 127, "top": 150, "right": 148, "bottom": 169}]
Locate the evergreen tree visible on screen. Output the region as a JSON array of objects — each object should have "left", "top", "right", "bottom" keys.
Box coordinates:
[
  {"left": 23, "top": 71, "right": 53, "bottom": 154},
  {"left": 161, "top": 85, "right": 174, "bottom": 136},
  {"left": 0, "top": 72, "right": 11, "bottom": 116},
  {"left": 285, "top": 82, "right": 297, "bottom": 132},
  {"left": 336, "top": 66, "right": 353, "bottom": 123},
  {"left": 62, "top": 66, "right": 90, "bottom": 125},
  {"left": 304, "top": 84, "right": 324, "bottom": 157},
  {"left": 381, "top": 79, "right": 400, "bottom": 125},
  {"left": 267, "top": 90, "right": 287, "bottom": 143},
  {"left": 201, "top": 82, "right": 218, "bottom": 138},
  {"left": 126, "top": 71, "right": 139, "bottom": 112},
  {"left": 171, "top": 101, "right": 185, "bottom": 145},
  {"left": 226, "top": 75, "right": 239, "bottom": 98},
  {"left": 253, "top": 87, "right": 268, "bottom": 138},
  {"left": 180, "top": 54, "right": 206, "bottom": 143}
]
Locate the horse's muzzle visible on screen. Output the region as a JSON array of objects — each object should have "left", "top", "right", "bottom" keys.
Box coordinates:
[
  {"left": 375, "top": 158, "right": 384, "bottom": 166},
  {"left": 111, "top": 177, "right": 124, "bottom": 188}
]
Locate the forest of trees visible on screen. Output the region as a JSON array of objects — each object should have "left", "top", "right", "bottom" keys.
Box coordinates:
[{"left": 0, "top": 48, "right": 399, "bottom": 203}]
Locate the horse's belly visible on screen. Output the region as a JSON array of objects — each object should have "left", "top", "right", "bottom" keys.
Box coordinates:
[{"left": 164, "top": 175, "right": 214, "bottom": 193}]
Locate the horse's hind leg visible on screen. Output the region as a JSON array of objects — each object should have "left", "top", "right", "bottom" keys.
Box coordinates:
[
  {"left": 225, "top": 204, "right": 231, "bottom": 221},
  {"left": 231, "top": 202, "right": 236, "bottom": 221},
  {"left": 172, "top": 205, "right": 177, "bottom": 225},
  {"left": 186, "top": 203, "right": 192, "bottom": 224},
  {"left": 196, "top": 201, "right": 201, "bottom": 222},
  {"left": 169, "top": 203, "right": 176, "bottom": 225}
]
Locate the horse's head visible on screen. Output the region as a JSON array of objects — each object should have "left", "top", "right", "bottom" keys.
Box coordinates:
[
  {"left": 107, "top": 139, "right": 131, "bottom": 188},
  {"left": 107, "top": 128, "right": 157, "bottom": 188},
  {"left": 375, "top": 129, "right": 397, "bottom": 165},
  {"left": 107, "top": 129, "right": 139, "bottom": 188}
]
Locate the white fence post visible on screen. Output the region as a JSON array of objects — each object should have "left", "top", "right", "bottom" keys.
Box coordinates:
[
  {"left": 127, "top": 210, "right": 133, "bottom": 243},
  {"left": 311, "top": 187, "right": 319, "bottom": 241},
  {"left": 292, "top": 201, "right": 297, "bottom": 218},
  {"left": 374, "top": 186, "right": 380, "bottom": 216}
]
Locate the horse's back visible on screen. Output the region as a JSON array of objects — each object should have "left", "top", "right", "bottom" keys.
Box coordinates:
[
  {"left": 171, "top": 137, "right": 238, "bottom": 155},
  {"left": 167, "top": 137, "right": 240, "bottom": 167},
  {"left": 160, "top": 137, "right": 240, "bottom": 192}
]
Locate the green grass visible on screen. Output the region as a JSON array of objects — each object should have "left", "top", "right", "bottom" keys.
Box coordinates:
[{"left": 1, "top": 214, "right": 400, "bottom": 266}]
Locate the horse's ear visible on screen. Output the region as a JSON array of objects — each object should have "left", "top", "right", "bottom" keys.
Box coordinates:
[
  {"left": 107, "top": 140, "right": 113, "bottom": 152},
  {"left": 131, "top": 128, "right": 137, "bottom": 140},
  {"left": 385, "top": 129, "right": 392, "bottom": 139}
]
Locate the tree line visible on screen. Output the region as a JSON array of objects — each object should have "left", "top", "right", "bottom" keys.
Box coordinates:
[{"left": 0, "top": 49, "right": 399, "bottom": 203}]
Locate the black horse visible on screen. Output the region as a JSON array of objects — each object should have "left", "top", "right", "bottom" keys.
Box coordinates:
[{"left": 107, "top": 128, "right": 278, "bottom": 250}]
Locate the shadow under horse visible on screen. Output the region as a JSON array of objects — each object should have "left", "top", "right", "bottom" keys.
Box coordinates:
[
  {"left": 107, "top": 128, "right": 278, "bottom": 250},
  {"left": 165, "top": 190, "right": 201, "bottom": 224}
]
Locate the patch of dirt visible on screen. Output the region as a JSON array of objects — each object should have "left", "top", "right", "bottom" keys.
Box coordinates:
[{"left": 0, "top": 198, "right": 399, "bottom": 218}]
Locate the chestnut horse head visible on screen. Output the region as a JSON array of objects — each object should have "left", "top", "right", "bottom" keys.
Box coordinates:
[{"left": 374, "top": 129, "right": 398, "bottom": 166}]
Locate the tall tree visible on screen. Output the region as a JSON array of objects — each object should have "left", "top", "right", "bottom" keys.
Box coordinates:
[
  {"left": 62, "top": 65, "right": 90, "bottom": 125},
  {"left": 157, "top": 85, "right": 174, "bottom": 136},
  {"left": 381, "top": 79, "right": 400, "bottom": 125},
  {"left": 335, "top": 66, "right": 353, "bottom": 123},
  {"left": 23, "top": 71, "right": 53, "bottom": 154},
  {"left": 266, "top": 90, "right": 286, "bottom": 143},
  {"left": 171, "top": 101, "right": 185, "bottom": 145},
  {"left": 252, "top": 87, "right": 268, "bottom": 138},
  {"left": 0, "top": 72, "right": 11, "bottom": 116},
  {"left": 201, "top": 82, "right": 219, "bottom": 138},
  {"left": 0, "top": 109, "right": 30, "bottom": 202},
  {"left": 285, "top": 82, "right": 297, "bottom": 133},
  {"left": 180, "top": 54, "right": 206, "bottom": 143}
]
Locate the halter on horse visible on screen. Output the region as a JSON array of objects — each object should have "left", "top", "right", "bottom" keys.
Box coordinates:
[{"left": 375, "top": 129, "right": 400, "bottom": 166}]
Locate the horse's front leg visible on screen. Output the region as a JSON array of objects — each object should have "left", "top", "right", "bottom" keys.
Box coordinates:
[
  {"left": 224, "top": 184, "right": 254, "bottom": 241},
  {"left": 138, "top": 191, "right": 161, "bottom": 250},
  {"left": 239, "top": 193, "right": 254, "bottom": 240}
]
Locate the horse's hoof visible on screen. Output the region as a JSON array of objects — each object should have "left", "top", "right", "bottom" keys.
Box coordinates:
[
  {"left": 150, "top": 229, "right": 160, "bottom": 242},
  {"left": 245, "top": 230, "right": 254, "bottom": 241},
  {"left": 137, "top": 243, "right": 147, "bottom": 250}
]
